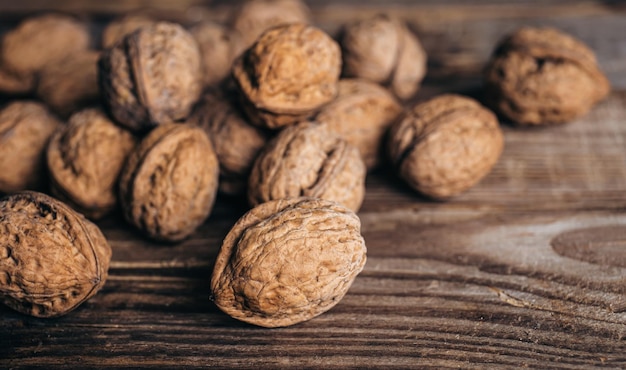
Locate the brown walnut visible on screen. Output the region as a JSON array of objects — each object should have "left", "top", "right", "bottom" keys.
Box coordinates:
[
  {"left": 387, "top": 94, "right": 504, "bottom": 199},
  {"left": 340, "top": 14, "right": 427, "bottom": 100},
  {"left": 230, "top": 0, "right": 311, "bottom": 49},
  {"left": 0, "top": 191, "right": 112, "bottom": 318},
  {"left": 211, "top": 197, "right": 367, "bottom": 328},
  {"left": 248, "top": 121, "right": 366, "bottom": 212},
  {"left": 119, "top": 123, "right": 219, "bottom": 242},
  {"left": 0, "top": 66, "right": 35, "bottom": 95},
  {"left": 47, "top": 108, "right": 137, "bottom": 220},
  {"left": 99, "top": 22, "right": 202, "bottom": 133},
  {"left": 191, "top": 90, "right": 270, "bottom": 195},
  {"left": 0, "top": 101, "right": 62, "bottom": 194},
  {"left": 37, "top": 50, "right": 100, "bottom": 118},
  {"left": 101, "top": 14, "right": 157, "bottom": 49},
  {"left": 233, "top": 23, "right": 341, "bottom": 129},
  {"left": 316, "top": 79, "right": 402, "bottom": 170},
  {"left": 484, "top": 27, "right": 610, "bottom": 125}
]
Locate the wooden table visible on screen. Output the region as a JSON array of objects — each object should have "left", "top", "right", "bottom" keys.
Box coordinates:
[{"left": 1, "top": 1, "right": 626, "bottom": 368}]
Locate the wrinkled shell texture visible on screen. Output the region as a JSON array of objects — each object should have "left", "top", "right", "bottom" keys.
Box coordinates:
[
  {"left": 119, "top": 123, "right": 219, "bottom": 242},
  {"left": 231, "top": 0, "right": 311, "bottom": 48},
  {"left": 388, "top": 94, "right": 504, "bottom": 199},
  {"left": 211, "top": 197, "right": 367, "bottom": 327},
  {"left": 0, "top": 191, "right": 112, "bottom": 317},
  {"left": 341, "top": 14, "right": 427, "bottom": 100},
  {"left": 37, "top": 51, "right": 100, "bottom": 118},
  {"left": 47, "top": 108, "right": 137, "bottom": 220},
  {"left": 484, "top": 27, "right": 610, "bottom": 125},
  {"left": 1, "top": 14, "right": 90, "bottom": 77},
  {"left": 101, "top": 14, "right": 156, "bottom": 49},
  {"left": 99, "top": 22, "right": 202, "bottom": 132},
  {"left": 191, "top": 22, "right": 244, "bottom": 87},
  {"left": 0, "top": 102, "right": 61, "bottom": 193},
  {"left": 192, "top": 91, "right": 270, "bottom": 195},
  {"left": 248, "top": 121, "right": 366, "bottom": 212},
  {"left": 316, "top": 79, "right": 402, "bottom": 169},
  {"left": 233, "top": 23, "right": 341, "bottom": 129}
]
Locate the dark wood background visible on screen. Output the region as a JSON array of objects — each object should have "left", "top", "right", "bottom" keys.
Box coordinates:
[{"left": 1, "top": 1, "right": 626, "bottom": 368}]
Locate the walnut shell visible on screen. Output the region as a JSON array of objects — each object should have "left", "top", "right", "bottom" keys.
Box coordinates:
[
  {"left": 101, "top": 14, "right": 157, "bottom": 49},
  {"left": 211, "top": 197, "right": 367, "bottom": 328},
  {"left": 191, "top": 91, "right": 270, "bottom": 195},
  {"left": 484, "top": 27, "right": 610, "bottom": 125},
  {"left": 1, "top": 14, "right": 90, "bottom": 78},
  {"left": 47, "top": 108, "right": 137, "bottom": 220},
  {"left": 0, "top": 101, "right": 62, "bottom": 194},
  {"left": 387, "top": 94, "right": 504, "bottom": 199},
  {"left": 0, "top": 191, "right": 112, "bottom": 318},
  {"left": 0, "top": 66, "right": 35, "bottom": 95},
  {"left": 230, "top": 0, "right": 311, "bottom": 49},
  {"left": 248, "top": 121, "right": 366, "bottom": 212},
  {"left": 316, "top": 79, "right": 402, "bottom": 170},
  {"left": 340, "top": 14, "right": 427, "bottom": 100},
  {"left": 119, "top": 123, "right": 219, "bottom": 242},
  {"left": 99, "top": 22, "right": 202, "bottom": 133},
  {"left": 233, "top": 23, "right": 341, "bottom": 129},
  {"left": 37, "top": 51, "right": 100, "bottom": 118}
]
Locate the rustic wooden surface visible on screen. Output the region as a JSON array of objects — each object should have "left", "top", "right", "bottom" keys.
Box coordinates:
[{"left": 1, "top": 1, "right": 626, "bottom": 368}]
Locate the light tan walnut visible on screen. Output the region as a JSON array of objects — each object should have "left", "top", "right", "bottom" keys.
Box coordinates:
[
  {"left": 248, "top": 121, "right": 365, "bottom": 212},
  {"left": 387, "top": 94, "right": 504, "bottom": 199},
  {"left": 340, "top": 14, "right": 427, "bottom": 100},
  {"left": 101, "top": 13, "right": 157, "bottom": 49},
  {"left": 211, "top": 197, "right": 367, "bottom": 327},
  {"left": 316, "top": 79, "right": 402, "bottom": 170},
  {"left": 0, "top": 191, "right": 112, "bottom": 317},
  {"left": 484, "top": 27, "right": 610, "bottom": 125},
  {"left": 46, "top": 108, "right": 137, "bottom": 220}
]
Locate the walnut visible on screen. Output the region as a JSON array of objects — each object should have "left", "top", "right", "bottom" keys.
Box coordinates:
[
  {"left": 340, "top": 14, "right": 427, "bottom": 100},
  {"left": 211, "top": 197, "right": 367, "bottom": 327},
  {"left": 191, "top": 90, "right": 270, "bottom": 195},
  {"left": 230, "top": 0, "right": 311, "bottom": 49},
  {"left": 233, "top": 23, "right": 341, "bottom": 129},
  {"left": 0, "top": 66, "right": 35, "bottom": 95},
  {"left": 316, "top": 79, "right": 402, "bottom": 170},
  {"left": 190, "top": 21, "right": 245, "bottom": 88},
  {"left": 46, "top": 108, "right": 137, "bottom": 220},
  {"left": 0, "top": 191, "right": 112, "bottom": 317},
  {"left": 99, "top": 22, "right": 202, "bottom": 133},
  {"left": 387, "top": 94, "right": 504, "bottom": 199},
  {"left": 101, "top": 14, "right": 156, "bottom": 49},
  {"left": 37, "top": 50, "right": 100, "bottom": 118},
  {"left": 1, "top": 14, "right": 90, "bottom": 81},
  {"left": 248, "top": 121, "right": 365, "bottom": 212},
  {"left": 484, "top": 27, "right": 610, "bottom": 125},
  {"left": 119, "top": 123, "right": 219, "bottom": 242},
  {"left": 0, "top": 102, "right": 62, "bottom": 194}
]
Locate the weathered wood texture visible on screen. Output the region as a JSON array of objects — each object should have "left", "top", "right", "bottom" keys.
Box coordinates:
[{"left": 1, "top": 1, "right": 626, "bottom": 369}]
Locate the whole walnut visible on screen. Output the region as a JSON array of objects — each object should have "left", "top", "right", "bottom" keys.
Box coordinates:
[
  {"left": 191, "top": 91, "right": 270, "bottom": 195},
  {"left": 0, "top": 191, "right": 112, "bottom": 318},
  {"left": 1, "top": 14, "right": 90, "bottom": 80},
  {"left": 230, "top": 0, "right": 311, "bottom": 49},
  {"left": 340, "top": 14, "right": 427, "bottom": 100},
  {"left": 387, "top": 94, "right": 504, "bottom": 199},
  {"left": 248, "top": 121, "right": 366, "bottom": 212},
  {"left": 101, "top": 14, "right": 156, "bottom": 49},
  {"left": 233, "top": 23, "right": 341, "bottom": 129},
  {"left": 47, "top": 108, "right": 137, "bottom": 220},
  {"left": 119, "top": 123, "right": 219, "bottom": 242},
  {"left": 316, "top": 79, "right": 402, "bottom": 170},
  {"left": 0, "top": 101, "right": 62, "bottom": 194},
  {"left": 484, "top": 27, "right": 610, "bottom": 125},
  {"left": 99, "top": 22, "right": 202, "bottom": 133},
  {"left": 37, "top": 51, "right": 100, "bottom": 118},
  {"left": 190, "top": 21, "right": 245, "bottom": 88},
  {"left": 211, "top": 197, "right": 367, "bottom": 328}
]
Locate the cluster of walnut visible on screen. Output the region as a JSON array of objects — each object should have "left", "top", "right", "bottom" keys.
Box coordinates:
[{"left": 0, "top": 0, "right": 610, "bottom": 326}]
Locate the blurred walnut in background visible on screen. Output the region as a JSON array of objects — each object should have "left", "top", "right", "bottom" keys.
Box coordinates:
[{"left": 101, "top": 13, "right": 157, "bottom": 49}]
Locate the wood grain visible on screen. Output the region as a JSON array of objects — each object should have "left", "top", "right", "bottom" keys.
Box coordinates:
[{"left": 1, "top": 1, "right": 626, "bottom": 368}]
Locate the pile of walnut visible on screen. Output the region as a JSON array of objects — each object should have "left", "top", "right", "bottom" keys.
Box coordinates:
[{"left": 0, "top": 0, "right": 610, "bottom": 325}]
